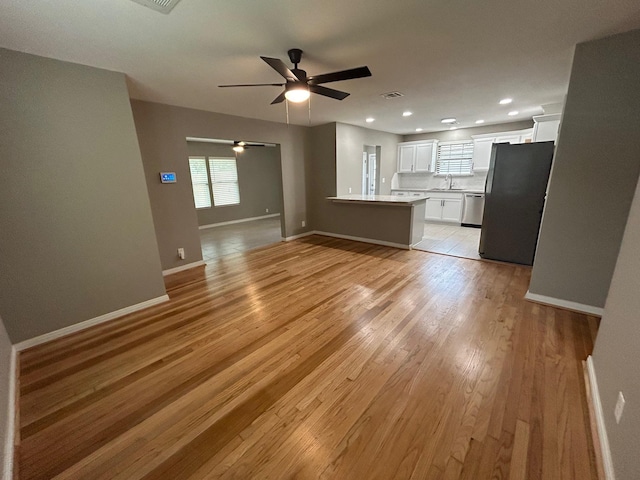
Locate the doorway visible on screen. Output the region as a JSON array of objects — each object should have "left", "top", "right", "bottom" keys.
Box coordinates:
[
  {"left": 185, "top": 137, "right": 285, "bottom": 263},
  {"left": 362, "top": 145, "right": 381, "bottom": 195}
]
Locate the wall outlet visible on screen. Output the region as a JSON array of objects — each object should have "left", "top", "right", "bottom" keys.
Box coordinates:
[
  {"left": 266, "top": 208, "right": 269, "bottom": 213},
  {"left": 349, "top": 187, "right": 352, "bottom": 193},
  {"left": 614, "top": 391, "right": 625, "bottom": 424},
  {"left": 301, "top": 220, "right": 306, "bottom": 228},
  {"left": 177, "top": 247, "right": 185, "bottom": 260},
  {"left": 382, "top": 177, "right": 386, "bottom": 183}
]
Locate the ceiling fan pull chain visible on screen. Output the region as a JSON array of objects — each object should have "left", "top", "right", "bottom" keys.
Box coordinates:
[{"left": 308, "top": 95, "right": 311, "bottom": 125}]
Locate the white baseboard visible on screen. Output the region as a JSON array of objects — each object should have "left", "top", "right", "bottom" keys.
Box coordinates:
[
  {"left": 314, "top": 231, "right": 410, "bottom": 250},
  {"left": 3, "top": 346, "right": 16, "bottom": 480},
  {"left": 162, "top": 260, "right": 206, "bottom": 277},
  {"left": 14, "top": 294, "right": 170, "bottom": 352},
  {"left": 198, "top": 213, "right": 280, "bottom": 230},
  {"left": 586, "top": 356, "right": 616, "bottom": 480},
  {"left": 284, "top": 231, "right": 316, "bottom": 241},
  {"left": 524, "top": 291, "right": 604, "bottom": 316}
]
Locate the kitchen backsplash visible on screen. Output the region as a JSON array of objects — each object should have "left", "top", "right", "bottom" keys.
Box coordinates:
[{"left": 394, "top": 171, "right": 488, "bottom": 191}]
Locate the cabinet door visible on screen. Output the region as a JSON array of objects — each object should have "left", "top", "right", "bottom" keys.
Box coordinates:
[
  {"left": 441, "top": 199, "right": 463, "bottom": 223},
  {"left": 472, "top": 138, "right": 495, "bottom": 171},
  {"left": 425, "top": 199, "right": 443, "bottom": 220},
  {"left": 414, "top": 144, "right": 433, "bottom": 172},
  {"left": 398, "top": 145, "right": 416, "bottom": 172}
]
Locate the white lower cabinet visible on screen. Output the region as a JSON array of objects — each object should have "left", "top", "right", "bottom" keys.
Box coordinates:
[{"left": 425, "top": 193, "right": 463, "bottom": 223}]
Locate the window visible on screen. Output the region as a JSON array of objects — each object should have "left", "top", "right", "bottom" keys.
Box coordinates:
[
  {"left": 209, "top": 158, "right": 240, "bottom": 206},
  {"left": 188, "top": 156, "right": 240, "bottom": 208},
  {"left": 436, "top": 142, "right": 474, "bottom": 175},
  {"left": 188, "top": 157, "right": 211, "bottom": 208}
]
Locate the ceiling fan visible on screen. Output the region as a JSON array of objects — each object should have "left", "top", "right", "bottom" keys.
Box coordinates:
[
  {"left": 219, "top": 49, "right": 372, "bottom": 104},
  {"left": 232, "top": 140, "right": 269, "bottom": 152}
]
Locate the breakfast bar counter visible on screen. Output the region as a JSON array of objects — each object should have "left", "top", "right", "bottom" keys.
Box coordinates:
[{"left": 320, "top": 194, "right": 426, "bottom": 248}]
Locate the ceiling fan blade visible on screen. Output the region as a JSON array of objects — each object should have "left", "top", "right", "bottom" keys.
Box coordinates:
[
  {"left": 309, "top": 84, "right": 350, "bottom": 101},
  {"left": 271, "top": 91, "right": 286, "bottom": 104},
  {"left": 307, "top": 66, "right": 371, "bottom": 85},
  {"left": 260, "top": 56, "right": 300, "bottom": 81},
  {"left": 219, "top": 83, "right": 285, "bottom": 87}
]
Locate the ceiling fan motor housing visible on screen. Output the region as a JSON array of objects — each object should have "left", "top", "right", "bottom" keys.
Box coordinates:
[{"left": 288, "top": 48, "right": 303, "bottom": 67}]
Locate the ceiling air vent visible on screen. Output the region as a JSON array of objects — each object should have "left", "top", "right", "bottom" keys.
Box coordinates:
[
  {"left": 380, "top": 91, "right": 404, "bottom": 99},
  {"left": 130, "top": 0, "right": 182, "bottom": 14}
]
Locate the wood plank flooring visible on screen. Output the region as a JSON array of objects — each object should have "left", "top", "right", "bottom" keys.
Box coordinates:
[{"left": 17, "top": 235, "right": 599, "bottom": 479}]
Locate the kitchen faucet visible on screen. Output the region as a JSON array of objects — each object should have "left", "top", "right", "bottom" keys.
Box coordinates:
[{"left": 445, "top": 173, "right": 453, "bottom": 190}]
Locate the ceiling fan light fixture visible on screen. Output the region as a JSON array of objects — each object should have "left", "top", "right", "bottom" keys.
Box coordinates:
[
  {"left": 232, "top": 145, "right": 244, "bottom": 153},
  {"left": 284, "top": 82, "right": 310, "bottom": 103}
]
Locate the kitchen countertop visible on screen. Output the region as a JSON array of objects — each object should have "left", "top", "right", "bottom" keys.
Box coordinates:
[
  {"left": 391, "top": 187, "right": 485, "bottom": 194},
  {"left": 328, "top": 194, "right": 427, "bottom": 205}
]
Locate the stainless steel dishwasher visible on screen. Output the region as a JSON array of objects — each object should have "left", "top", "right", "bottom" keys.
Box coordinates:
[{"left": 462, "top": 193, "right": 485, "bottom": 227}]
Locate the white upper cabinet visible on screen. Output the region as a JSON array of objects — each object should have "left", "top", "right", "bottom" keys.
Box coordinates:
[
  {"left": 532, "top": 113, "right": 562, "bottom": 143},
  {"left": 415, "top": 144, "right": 434, "bottom": 172},
  {"left": 471, "top": 137, "right": 496, "bottom": 171},
  {"left": 398, "top": 145, "right": 416, "bottom": 172},
  {"left": 397, "top": 140, "right": 438, "bottom": 173},
  {"left": 471, "top": 128, "right": 533, "bottom": 171}
]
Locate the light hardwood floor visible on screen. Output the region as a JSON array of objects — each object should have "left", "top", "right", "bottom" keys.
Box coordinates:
[
  {"left": 17, "top": 236, "right": 599, "bottom": 479},
  {"left": 200, "top": 216, "right": 282, "bottom": 262}
]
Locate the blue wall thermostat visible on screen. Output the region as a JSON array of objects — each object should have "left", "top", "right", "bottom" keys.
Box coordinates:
[{"left": 160, "top": 172, "right": 177, "bottom": 183}]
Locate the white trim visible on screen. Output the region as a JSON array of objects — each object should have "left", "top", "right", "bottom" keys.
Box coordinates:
[
  {"left": 471, "top": 128, "right": 533, "bottom": 140},
  {"left": 314, "top": 231, "right": 410, "bottom": 250},
  {"left": 533, "top": 113, "right": 562, "bottom": 123},
  {"left": 3, "top": 346, "right": 16, "bottom": 480},
  {"left": 198, "top": 213, "right": 281, "bottom": 230},
  {"left": 524, "top": 291, "right": 604, "bottom": 316},
  {"left": 586, "top": 356, "right": 616, "bottom": 480},
  {"left": 14, "top": 295, "right": 170, "bottom": 351},
  {"left": 284, "top": 231, "right": 315, "bottom": 241},
  {"left": 162, "top": 260, "right": 206, "bottom": 277}
]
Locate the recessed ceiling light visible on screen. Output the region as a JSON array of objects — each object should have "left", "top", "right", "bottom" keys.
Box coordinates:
[
  {"left": 499, "top": 98, "right": 513, "bottom": 105},
  {"left": 415, "top": 128, "right": 423, "bottom": 132},
  {"left": 402, "top": 111, "right": 413, "bottom": 117},
  {"left": 475, "top": 119, "right": 485, "bottom": 124},
  {"left": 441, "top": 118, "right": 457, "bottom": 124},
  {"left": 508, "top": 111, "right": 519, "bottom": 116},
  {"left": 366, "top": 117, "right": 375, "bottom": 123},
  {"left": 449, "top": 127, "right": 457, "bottom": 130}
]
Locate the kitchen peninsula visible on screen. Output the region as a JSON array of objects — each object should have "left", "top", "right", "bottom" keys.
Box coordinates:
[{"left": 322, "top": 194, "right": 426, "bottom": 248}]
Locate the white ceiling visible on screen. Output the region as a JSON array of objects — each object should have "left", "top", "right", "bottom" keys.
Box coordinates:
[{"left": 1, "top": 0, "right": 639, "bottom": 134}]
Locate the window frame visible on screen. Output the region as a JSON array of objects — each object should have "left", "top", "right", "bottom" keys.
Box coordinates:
[
  {"left": 208, "top": 157, "right": 240, "bottom": 207},
  {"left": 435, "top": 141, "right": 475, "bottom": 176},
  {"left": 187, "top": 156, "right": 241, "bottom": 209},
  {"left": 188, "top": 156, "right": 212, "bottom": 209}
]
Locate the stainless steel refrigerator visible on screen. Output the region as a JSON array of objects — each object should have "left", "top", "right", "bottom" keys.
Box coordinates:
[{"left": 479, "top": 141, "right": 555, "bottom": 265}]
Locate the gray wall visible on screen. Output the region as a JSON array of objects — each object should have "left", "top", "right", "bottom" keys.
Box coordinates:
[
  {"left": 307, "top": 123, "right": 415, "bottom": 246},
  {"left": 592, "top": 174, "right": 640, "bottom": 480},
  {"left": 0, "top": 49, "right": 166, "bottom": 343},
  {"left": 131, "top": 101, "right": 309, "bottom": 271},
  {"left": 529, "top": 29, "right": 640, "bottom": 308},
  {"left": 0, "top": 316, "right": 11, "bottom": 478},
  {"left": 402, "top": 120, "right": 534, "bottom": 143},
  {"left": 336, "top": 123, "right": 402, "bottom": 196},
  {"left": 186, "top": 142, "right": 283, "bottom": 227}
]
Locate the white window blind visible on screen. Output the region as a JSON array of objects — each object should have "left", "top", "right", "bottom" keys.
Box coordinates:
[
  {"left": 188, "top": 157, "right": 212, "bottom": 208},
  {"left": 209, "top": 158, "right": 240, "bottom": 206},
  {"left": 436, "top": 142, "right": 474, "bottom": 175}
]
